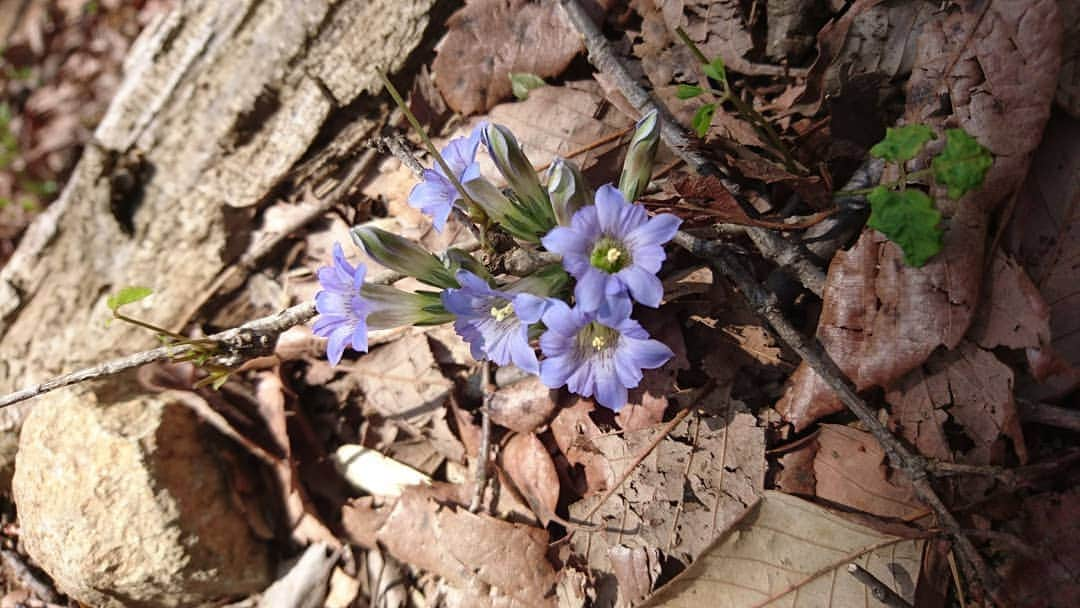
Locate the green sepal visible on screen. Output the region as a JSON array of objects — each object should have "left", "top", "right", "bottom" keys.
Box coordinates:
[
  {"left": 350, "top": 225, "right": 459, "bottom": 289},
  {"left": 867, "top": 186, "right": 943, "bottom": 267},
  {"left": 931, "top": 128, "right": 992, "bottom": 200},
  {"left": 870, "top": 124, "right": 936, "bottom": 163}
]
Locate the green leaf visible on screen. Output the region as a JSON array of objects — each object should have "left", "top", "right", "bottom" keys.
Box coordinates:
[
  {"left": 702, "top": 57, "right": 726, "bottom": 84},
  {"left": 508, "top": 72, "right": 546, "bottom": 100},
  {"left": 867, "top": 186, "right": 943, "bottom": 267},
  {"left": 107, "top": 286, "right": 153, "bottom": 314},
  {"left": 691, "top": 103, "right": 715, "bottom": 138},
  {"left": 931, "top": 128, "right": 992, "bottom": 199},
  {"left": 869, "top": 124, "right": 935, "bottom": 163},
  {"left": 676, "top": 84, "right": 704, "bottom": 99}
]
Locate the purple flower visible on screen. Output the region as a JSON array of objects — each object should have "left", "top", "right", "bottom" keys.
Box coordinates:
[
  {"left": 541, "top": 184, "right": 680, "bottom": 312},
  {"left": 407, "top": 125, "right": 483, "bottom": 231},
  {"left": 538, "top": 297, "right": 673, "bottom": 411},
  {"left": 312, "top": 243, "right": 372, "bottom": 365},
  {"left": 441, "top": 270, "right": 548, "bottom": 374}
]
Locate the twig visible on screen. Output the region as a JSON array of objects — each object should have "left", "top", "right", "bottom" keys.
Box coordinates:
[
  {"left": 470, "top": 360, "right": 494, "bottom": 513},
  {"left": 1018, "top": 399, "right": 1080, "bottom": 433},
  {"left": 670, "top": 230, "right": 1005, "bottom": 605},
  {"left": 1, "top": 549, "right": 61, "bottom": 604},
  {"left": 846, "top": 563, "right": 914, "bottom": 608},
  {"left": 558, "top": 0, "right": 827, "bottom": 297},
  {"left": 381, "top": 135, "right": 425, "bottom": 176}
]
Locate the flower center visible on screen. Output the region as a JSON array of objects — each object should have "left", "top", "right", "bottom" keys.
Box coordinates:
[
  {"left": 489, "top": 302, "right": 514, "bottom": 322},
  {"left": 577, "top": 321, "right": 618, "bottom": 354},
  {"left": 589, "top": 237, "right": 630, "bottom": 273}
]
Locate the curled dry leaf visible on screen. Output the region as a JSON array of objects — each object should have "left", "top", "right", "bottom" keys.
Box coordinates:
[
  {"left": 642, "top": 491, "right": 925, "bottom": 607},
  {"left": 376, "top": 485, "right": 558, "bottom": 607},
  {"left": 549, "top": 397, "right": 612, "bottom": 497},
  {"left": 968, "top": 252, "right": 1051, "bottom": 351},
  {"left": 887, "top": 341, "right": 1026, "bottom": 465},
  {"left": 488, "top": 376, "right": 558, "bottom": 434},
  {"left": 608, "top": 545, "right": 662, "bottom": 606},
  {"left": 778, "top": 0, "right": 1063, "bottom": 429},
  {"left": 432, "top": 0, "right": 601, "bottom": 115},
  {"left": 500, "top": 432, "right": 561, "bottom": 526}
]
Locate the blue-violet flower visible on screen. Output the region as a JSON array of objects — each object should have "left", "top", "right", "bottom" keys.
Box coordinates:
[
  {"left": 541, "top": 184, "right": 681, "bottom": 312},
  {"left": 407, "top": 125, "right": 482, "bottom": 231},
  {"left": 441, "top": 270, "right": 548, "bottom": 374},
  {"left": 312, "top": 243, "right": 373, "bottom": 365},
  {"left": 538, "top": 297, "right": 673, "bottom": 410}
]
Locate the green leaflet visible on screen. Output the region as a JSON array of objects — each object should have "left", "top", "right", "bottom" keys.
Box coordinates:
[
  {"left": 703, "top": 57, "right": 726, "bottom": 84},
  {"left": 692, "top": 103, "right": 715, "bottom": 138},
  {"left": 931, "top": 128, "right": 992, "bottom": 199},
  {"left": 107, "top": 286, "right": 153, "bottom": 314},
  {"left": 869, "top": 124, "right": 935, "bottom": 163},
  {"left": 676, "top": 84, "right": 704, "bottom": 99},
  {"left": 508, "top": 73, "right": 546, "bottom": 100},
  {"left": 867, "top": 186, "right": 943, "bottom": 267}
]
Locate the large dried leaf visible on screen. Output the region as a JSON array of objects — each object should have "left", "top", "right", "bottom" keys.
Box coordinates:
[
  {"left": 376, "top": 486, "right": 558, "bottom": 607},
  {"left": 432, "top": 0, "right": 591, "bottom": 115},
  {"left": 1000, "top": 487, "right": 1080, "bottom": 607},
  {"left": 886, "top": 341, "right": 1026, "bottom": 465},
  {"left": 968, "top": 252, "right": 1051, "bottom": 351},
  {"left": 350, "top": 332, "right": 454, "bottom": 428},
  {"left": 500, "top": 432, "right": 561, "bottom": 525},
  {"left": 1007, "top": 111, "right": 1080, "bottom": 395},
  {"left": 569, "top": 409, "right": 764, "bottom": 578},
  {"left": 642, "top": 491, "right": 925, "bottom": 607},
  {"left": 1055, "top": 0, "right": 1080, "bottom": 116},
  {"left": 549, "top": 397, "right": 612, "bottom": 497},
  {"left": 778, "top": 0, "right": 1063, "bottom": 429},
  {"left": 776, "top": 425, "right": 924, "bottom": 521}
]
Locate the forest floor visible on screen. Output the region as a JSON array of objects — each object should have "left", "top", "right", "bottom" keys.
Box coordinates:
[{"left": 0, "top": 0, "right": 1078, "bottom": 607}]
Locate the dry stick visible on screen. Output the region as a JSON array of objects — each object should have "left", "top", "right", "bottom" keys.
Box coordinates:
[
  {"left": 557, "top": 0, "right": 826, "bottom": 297},
  {"left": 558, "top": 0, "right": 1003, "bottom": 601},
  {"left": 846, "top": 563, "right": 914, "bottom": 608},
  {"left": 470, "top": 360, "right": 495, "bottom": 513},
  {"left": 1018, "top": 399, "right": 1080, "bottom": 433},
  {"left": 0, "top": 549, "right": 62, "bottom": 604}
]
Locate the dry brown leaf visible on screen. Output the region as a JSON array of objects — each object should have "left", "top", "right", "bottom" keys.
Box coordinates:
[
  {"left": 549, "top": 397, "right": 612, "bottom": 498},
  {"left": 500, "top": 432, "right": 561, "bottom": 526},
  {"left": 349, "top": 332, "right": 455, "bottom": 428},
  {"left": 778, "top": 0, "right": 1063, "bottom": 429},
  {"left": 608, "top": 545, "right": 661, "bottom": 606},
  {"left": 1000, "top": 487, "right": 1080, "bottom": 608},
  {"left": 887, "top": 341, "right": 1026, "bottom": 465},
  {"left": 1058, "top": 0, "right": 1080, "bottom": 116},
  {"left": 432, "top": 0, "right": 595, "bottom": 115},
  {"left": 376, "top": 485, "right": 558, "bottom": 607},
  {"left": 569, "top": 409, "right": 764, "bottom": 577},
  {"left": 968, "top": 252, "right": 1051, "bottom": 351},
  {"left": 488, "top": 376, "right": 558, "bottom": 434},
  {"left": 641, "top": 491, "right": 925, "bottom": 607},
  {"left": 1008, "top": 111, "right": 1080, "bottom": 396},
  {"left": 811, "top": 425, "right": 923, "bottom": 520}
]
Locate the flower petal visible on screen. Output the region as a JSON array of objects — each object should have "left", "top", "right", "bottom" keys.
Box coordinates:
[
  {"left": 594, "top": 184, "right": 626, "bottom": 233},
  {"left": 540, "top": 352, "right": 576, "bottom": 388},
  {"left": 509, "top": 332, "right": 540, "bottom": 374},
  {"left": 594, "top": 372, "right": 628, "bottom": 411},
  {"left": 512, "top": 293, "right": 549, "bottom": 324},
  {"left": 625, "top": 337, "right": 674, "bottom": 370},
  {"left": 619, "top": 265, "right": 664, "bottom": 308},
  {"left": 326, "top": 327, "right": 350, "bottom": 366},
  {"left": 574, "top": 268, "right": 609, "bottom": 312},
  {"left": 351, "top": 319, "right": 369, "bottom": 353},
  {"left": 627, "top": 213, "right": 681, "bottom": 249}
]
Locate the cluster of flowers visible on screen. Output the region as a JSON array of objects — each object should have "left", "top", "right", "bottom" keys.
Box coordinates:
[{"left": 312, "top": 111, "right": 681, "bottom": 411}]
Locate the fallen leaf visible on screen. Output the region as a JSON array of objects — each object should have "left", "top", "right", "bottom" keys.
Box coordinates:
[
  {"left": 349, "top": 332, "right": 455, "bottom": 428},
  {"left": 433, "top": 0, "right": 598, "bottom": 115},
  {"left": 886, "top": 341, "right": 1026, "bottom": 465},
  {"left": 1055, "top": 0, "right": 1080, "bottom": 117},
  {"left": 778, "top": 0, "right": 1063, "bottom": 429},
  {"left": 377, "top": 486, "right": 558, "bottom": 607},
  {"left": 549, "top": 397, "right": 612, "bottom": 497},
  {"left": 500, "top": 432, "right": 561, "bottom": 525},
  {"left": 488, "top": 376, "right": 558, "bottom": 434},
  {"left": 608, "top": 545, "right": 661, "bottom": 606},
  {"left": 968, "top": 251, "right": 1051, "bottom": 351},
  {"left": 1000, "top": 487, "right": 1080, "bottom": 608},
  {"left": 332, "top": 444, "right": 432, "bottom": 497},
  {"left": 569, "top": 409, "right": 764, "bottom": 570},
  {"left": 258, "top": 542, "right": 339, "bottom": 608},
  {"left": 642, "top": 491, "right": 925, "bottom": 607}
]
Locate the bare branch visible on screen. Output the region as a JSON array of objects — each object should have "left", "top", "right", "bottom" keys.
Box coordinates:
[{"left": 847, "top": 563, "right": 914, "bottom": 608}]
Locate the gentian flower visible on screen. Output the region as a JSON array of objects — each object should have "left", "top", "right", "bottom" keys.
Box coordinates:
[
  {"left": 541, "top": 184, "right": 681, "bottom": 312},
  {"left": 538, "top": 297, "right": 673, "bottom": 410},
  {"left": 546, "top": 157, "right": 591, "bottom": 227},
  {"left": 617, "top": 109, "right": 660, "bottom": 203},
  {"left": 441, "top": 270, "right": 549, "bottom": 374},
  {"left": 407, "top": 125, "right": 482, "bottom": 231},
  {"left": 313, "top": 243, "right": 452, "bottom": 365}
]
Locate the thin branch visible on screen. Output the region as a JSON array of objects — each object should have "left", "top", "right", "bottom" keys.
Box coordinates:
[
  {"left": 1018, "top": 399, "right": 1080, "bottom": 433},
  {"left": 847, "top": 563, "right": 914, "bottom": 608},
  {"left": 470, "top": 360, "right": 494, "bottom": 513}
]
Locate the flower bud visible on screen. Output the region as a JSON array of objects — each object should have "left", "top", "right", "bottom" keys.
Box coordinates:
[
  {"left": 462, "top": 177, "right": 548, "bottom": 242},
  {"left": 505, "top": 264, "right": 570, "bottom": 299},
  {"left": 546, "top": 158, "right": 591, "bottom": 226},
  {"left": 482, "top": 123, "right": 555, "bottom": 228},
  {"left": 361, "top": 284, "right": 452, "bottom": 329},
  {"left": 618, "top": 109, "right": 660, "bottom": 202},
  {"left": 445, "top": 248, "right": 491, "bottom": 281},
  {"left": 350, "top": 225, "right": 458, "bottom": 289}
]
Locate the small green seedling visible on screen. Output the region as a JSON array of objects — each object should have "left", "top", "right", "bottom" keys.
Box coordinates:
[{"left": 509, "top": 73, "right": 546, "bottom": 100}]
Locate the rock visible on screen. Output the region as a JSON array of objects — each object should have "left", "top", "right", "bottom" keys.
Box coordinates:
[{"left": 13, "top": 389, "right": 271, "bottom": 607}]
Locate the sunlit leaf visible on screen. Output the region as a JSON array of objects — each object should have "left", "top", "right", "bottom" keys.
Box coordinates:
[
  {"left": 691, "top": 103, "right": 715, "bottom": 138},
  {"left": 702, "top": 57, "right": 726, "bottom": 84},
  {"left": 676, "top": 84, "right": 704, "bottom": 99},
  {"left": 931, "top": 128, "right": 993, "bottom": 199},
  {"left": 867, "top": 186, "right": 942, "bottom": 267},
  {"left": 106, "top": 286, "right": 153, "bottom": 314},
  {"left": 508, "top": 72, "right": 546, "bottom": 100},
  {"left": 869, "top": 124, "right": 935, "bottom": 163}
]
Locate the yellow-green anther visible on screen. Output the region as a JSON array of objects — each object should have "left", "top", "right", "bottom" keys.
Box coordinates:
[
  {"left": 618, "top": 109, "right": 660, "bottom": 202},
  {"left": 350, "top": 225, "right": 458, "bottom": 289},
  {"left": 490, "top": 303, "right": 514, "bottom": 322},
  {"left": 591, "top": 335, "right": 606, "bottom": 349},
  {"left": 483, "top": 123, "right": 555, "bottom": 227},
  {"left": 546, "top": 158, "right": 591, "bottom": 226}
]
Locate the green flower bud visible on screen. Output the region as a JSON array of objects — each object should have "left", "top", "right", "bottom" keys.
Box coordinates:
[
  {"left": 505, "top": 264, "right": 570, "bottom": 298},
  {"left": 618, "top": 109, "right": 660, "bottom": 202},
  {"left": 445, "top": 248, "right": 491, "bottom": 281},
  {"left": 482, "top": 123, "right": 555, "bottom": 228},
  {"left": 350, "top": 225, "right": 458, "bottom": 289},
  {"left": 362, "top": 284, "right": 452, "bottom": 329},
  {"left": 546, "top": 158, "right": 592, "bottom": 226},
  {"left": 462, "top": 177, "right": 549, "bottom": 242}
]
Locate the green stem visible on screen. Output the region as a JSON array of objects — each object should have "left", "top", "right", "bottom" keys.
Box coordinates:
[
  {"left": 831, "top": 169, "right": 935, "bottom": 198},
  {"left": 674, "top": 27, "right": 708, "bottom": 64},
  {"left": 114, "top": 313, "right": 188, "bottom": 342}
]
